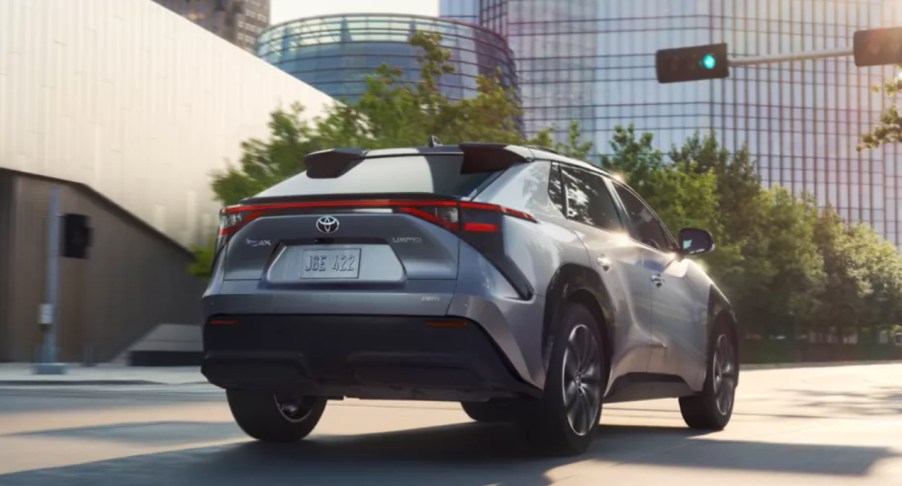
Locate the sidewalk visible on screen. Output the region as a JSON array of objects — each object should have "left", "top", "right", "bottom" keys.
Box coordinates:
[{"left": 0, "top": 363, "right": 205, "bottom": 385}]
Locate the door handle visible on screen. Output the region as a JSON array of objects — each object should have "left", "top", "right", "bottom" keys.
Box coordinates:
[
  {"left": 596, "top": 256, "right": 612, "bottom": 272},
  {"left": 651, "top": 274, "right": 665, "bottom": 287}
]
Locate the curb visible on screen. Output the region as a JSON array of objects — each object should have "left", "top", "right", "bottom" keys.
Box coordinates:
[
  {"left": 0, "top": 380, "right": 209, "bottom": 386},
  {"left": 742, "top": 359, "right": 901, "bottom": 370}
]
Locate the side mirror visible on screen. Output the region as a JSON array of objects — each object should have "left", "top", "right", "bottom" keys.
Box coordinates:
[{"left": 679, "top": 228, "right": 715, "bottom": 255}]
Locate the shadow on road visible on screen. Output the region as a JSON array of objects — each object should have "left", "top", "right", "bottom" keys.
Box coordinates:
[
  {"left": 8, "top": 421, "right": 244, "bottom": 446},
  {"left": 1, "top": 420, "right": 896, "bottom": 485},
  {"left": 776, "top": 385, "right": 902, "bottom": 417}
]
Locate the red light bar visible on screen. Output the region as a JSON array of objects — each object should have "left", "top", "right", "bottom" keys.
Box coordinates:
[
  {"left": 223, "top": 199, "right": 458, "bottom": 214},
  {"left": 463, "top": 222, "right": 500, "bottom": 233},
  {"left": 460, "top": 201, "right": 537, "bottom": 222},
  {"left": 216, "top": 199, "right": 535, "bottom": 238},
  {"left": 209, "top": 319, "right": 238, "bottom": 325}
]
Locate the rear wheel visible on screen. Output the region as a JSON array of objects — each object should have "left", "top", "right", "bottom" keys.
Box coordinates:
[
  {"left": 679, "top": 325, "right": 737, "bottom": 430},
  {"left": 226, "top": 389, "right": 327, "bottom": 442},
  {"left": 520, "top": 303, "right": 605, "bottom": 455}
]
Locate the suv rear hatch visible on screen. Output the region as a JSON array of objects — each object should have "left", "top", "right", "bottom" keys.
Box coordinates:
[{"left": 213, "top": 146, "right": 536, "bottom": 315}]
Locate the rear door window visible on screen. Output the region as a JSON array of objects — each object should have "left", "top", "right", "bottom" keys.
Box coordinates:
[
  {"left": 561, "top": 167, "right": 622, "bottom": 231},
  {"left": 256, "top": 154, "right": 499, "bottom": 199}
]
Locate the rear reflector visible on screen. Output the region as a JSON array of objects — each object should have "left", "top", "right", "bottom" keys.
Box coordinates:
[
  {"left": 427, "top": 321, "right": 468, "bottom": 329},
  {"left": 209, "top": 319, "right": 238, "bottom": 326},
  {"left": 462, "top": 222, "right": 499, "bottom": 233}
]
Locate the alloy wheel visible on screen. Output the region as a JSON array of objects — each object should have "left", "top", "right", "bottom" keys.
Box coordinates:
[
  {"left": 712, "top": 334, "right": 737, "bottom": 416},
  {"left": 561, "top": 323, "right": 602, "bottom": 436},
  {"left": 273, "top": 394, "right": 315, "bottom": 423}
]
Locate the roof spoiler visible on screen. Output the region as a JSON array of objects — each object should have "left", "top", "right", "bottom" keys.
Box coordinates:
[
  {"left": 304, "top": 148, "right": 366, "bottom": 179},
  {"left": 459, "top": 143, "right": 534, "bottom": 174},
  {"left": 303, "top": 143, "right": 534, "bottom": 179}
]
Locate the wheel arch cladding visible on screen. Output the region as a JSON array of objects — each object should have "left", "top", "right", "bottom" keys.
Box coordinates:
[{"left": 543, "top": 264, "right": 615, "bottom": 378}]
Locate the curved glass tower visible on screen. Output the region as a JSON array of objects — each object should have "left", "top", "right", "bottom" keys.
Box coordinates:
[{"left": 257, "top": 14, "right": 518, "bottom": 103}]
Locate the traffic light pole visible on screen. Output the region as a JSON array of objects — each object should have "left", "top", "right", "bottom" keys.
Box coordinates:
[
  {"left": 729, "top": 47, "right": 854, "bottom": 67},
  {"left": 34, "top": 187, "right": 66, "bottom": 375}
]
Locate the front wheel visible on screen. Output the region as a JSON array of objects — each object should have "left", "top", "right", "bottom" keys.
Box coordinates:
[
  {"left": 226, "top": 389, "right": 327, "bottom": 442},
  {"left": 679, "top": 325, "right": 738, "bottom": 430}
]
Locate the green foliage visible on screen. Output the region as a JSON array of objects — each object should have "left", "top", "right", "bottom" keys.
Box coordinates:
[
  {"left": 598, "top": 125, "right": 665, "bottom": 194},
  {"left": 188, "top": 242, "right": 216, "bottom": 278},
  {"left": 860, "top": 71, "right": 902, "bottom": 150},
  {"left": 211, "top": 104, "right": 320, "bottom": 205}
]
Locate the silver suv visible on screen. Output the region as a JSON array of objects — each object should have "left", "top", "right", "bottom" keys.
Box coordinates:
[{"left": 201, "top": 143, "right": 739, "bottom": 454}]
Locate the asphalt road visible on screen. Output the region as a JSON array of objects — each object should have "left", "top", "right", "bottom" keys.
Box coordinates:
[{"left": 0, "top": 363, "right": 900, "bottom": 485}]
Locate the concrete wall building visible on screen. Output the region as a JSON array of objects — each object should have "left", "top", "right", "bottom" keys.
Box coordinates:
[
  {"left": 153, "top": 0, "right": 270, "bottom": 52},
  {"left": 257, "top": 14, "right": 518, "bottom": 103},
  {"left": 0, "top": 0, "right": 334, "bottom": 361},
  {"left": 441, "top": 0, "right": 902, "bottom": 247}
]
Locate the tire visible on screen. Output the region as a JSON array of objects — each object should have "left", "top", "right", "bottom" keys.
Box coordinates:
[
  {"left": 520, "top": 303, "right": 606, "bottom": 455},
  {"left": 679, "top": 323, "right": 738, "bottom": 430},
  {"left": 460, "top": 400, "right": 524, "bottom": 423},
  {"left": 226, "top": 389, "right": 327, "bottom": 442}
]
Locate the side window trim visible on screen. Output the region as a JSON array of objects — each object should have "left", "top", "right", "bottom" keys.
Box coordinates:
[
  {"left": 610, "top": 181, "right": 678, "bottom": 252},
  {"left": 547, "top": 162, "right": 567, "bottom": 217}
]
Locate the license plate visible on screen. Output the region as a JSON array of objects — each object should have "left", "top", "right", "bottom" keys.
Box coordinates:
[{"left": 300, "top": 248, "right": 361, "bottom": 279}]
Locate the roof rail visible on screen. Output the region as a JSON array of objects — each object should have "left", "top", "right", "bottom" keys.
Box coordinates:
[{"left": 524, "top": 145, "right": 568, "bottom": 157}]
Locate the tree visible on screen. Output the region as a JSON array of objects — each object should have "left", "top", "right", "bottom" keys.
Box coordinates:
[
  {"left": 211, "top": 104, "right": 321, "bottom": 205},
  {"left": 811, "top": 207, "right": 869, "bottom": 341},
  {"left": 846, "top": 223, "right": 902, "bottom": 342},
  {"left": 550, "top": 121, "right": 594, "bottom": 160},
  {"left": 598, "top": 125, "right": 665, "bottom": 195},
  {"left": 730, "top": 189, "right": 825, "bottom": 338},
  {"left": 859, "top": 73, "right": 902, "bottom": 150}
]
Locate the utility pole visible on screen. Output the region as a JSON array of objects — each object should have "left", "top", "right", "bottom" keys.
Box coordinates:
[{"left": 34, "top": 187, "right": 66, "bottom": 375}]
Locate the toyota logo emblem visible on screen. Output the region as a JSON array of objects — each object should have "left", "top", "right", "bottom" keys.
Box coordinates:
[{"left": 316, "top": 215, "right": 340, "bottom": 234}]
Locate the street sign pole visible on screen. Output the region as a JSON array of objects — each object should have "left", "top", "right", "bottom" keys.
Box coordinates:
[{"left": 34, "top": 187, "right": 66, "bottom": 375}]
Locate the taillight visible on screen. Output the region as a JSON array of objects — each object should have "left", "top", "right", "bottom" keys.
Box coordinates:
[
  {"left": 215, "top": 199, "right": 534, "bottom": 239},
  {"left": 215, "top": 208, "right": 263, "bottom": 253},
  {"left": 397, "top": 205, "right": 459, "bottom": 232}
]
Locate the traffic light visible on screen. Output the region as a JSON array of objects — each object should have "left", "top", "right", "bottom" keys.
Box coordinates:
[
  {"left": 853, "top": 27, "right": 902, "bottom": 67},
  {"left": 656, "top": 43, "right": 729, "bottom": 83},
  {"left": 62, "top": 213, "right": 92, "bottom": 259}
]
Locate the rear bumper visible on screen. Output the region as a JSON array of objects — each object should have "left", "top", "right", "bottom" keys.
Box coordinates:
[{"left": 201, "top": 315, "right": 541, "bottom": 401}]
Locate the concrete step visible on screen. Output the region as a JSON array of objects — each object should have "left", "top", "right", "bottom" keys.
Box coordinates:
[{"left": 122, "top": 323, "right": 202, "bottom": 367}]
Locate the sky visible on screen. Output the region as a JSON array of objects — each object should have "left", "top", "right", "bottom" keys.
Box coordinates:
[{"left": 271, "top": 0, "right": 439, "bottom": 24}]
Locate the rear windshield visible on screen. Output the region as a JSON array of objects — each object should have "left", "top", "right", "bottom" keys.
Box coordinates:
[{"left": 255, "top": 154, "right": 498, "bottom": 199}]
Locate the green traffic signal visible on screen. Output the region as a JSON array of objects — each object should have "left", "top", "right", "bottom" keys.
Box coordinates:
[{"left": 655, "top": 43, "right": 729, "bottom": 83}]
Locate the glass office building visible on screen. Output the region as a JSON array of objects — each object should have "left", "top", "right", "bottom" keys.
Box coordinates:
[
  {"left": 257, "top": 14, "right": 518, "bottom": 103},
  {"left": 441, "top": 0, "right": 902, "bottom": 246},
  {"left": 154, "top": 0, "right": 270, "bottom": 52}
]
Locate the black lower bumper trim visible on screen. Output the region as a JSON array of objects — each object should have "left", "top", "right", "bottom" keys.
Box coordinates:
[{"left": 202, "top": 315, "right": 540, "bottom": 401}]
